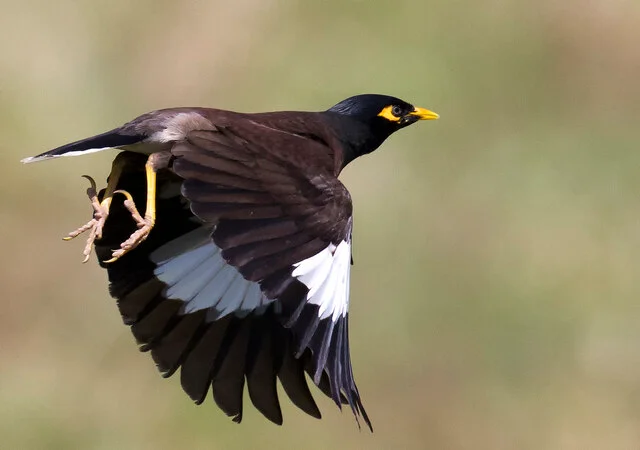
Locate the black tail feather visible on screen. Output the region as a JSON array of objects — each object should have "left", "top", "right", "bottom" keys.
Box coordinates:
[{"left": 22, "top": 128, "right": 144, "bottom": 162}]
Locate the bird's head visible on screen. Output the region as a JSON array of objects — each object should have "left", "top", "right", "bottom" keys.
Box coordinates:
[{"left": 327, "top": 94, "right": 439, "bottom": 166}]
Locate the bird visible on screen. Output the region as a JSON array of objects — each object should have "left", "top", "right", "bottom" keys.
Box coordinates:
[{"left": 22, "top": 94, "right": 438, "bottom": 430}]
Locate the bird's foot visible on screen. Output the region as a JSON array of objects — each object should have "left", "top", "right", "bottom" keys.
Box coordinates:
[
  {"left": 63, "top": 175, "right": 110, "bottom": 263},
  {"left": 103, "top": 190, "right": 155, "bottom": 263}
]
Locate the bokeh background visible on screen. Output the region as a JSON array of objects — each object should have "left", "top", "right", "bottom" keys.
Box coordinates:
[{"left": 2, "top": 1, "right": 640, "bottom": 449}]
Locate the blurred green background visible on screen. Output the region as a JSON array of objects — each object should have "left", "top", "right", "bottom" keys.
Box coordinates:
[{"left": 2, "top": 1, "right": 640, "bottom": 449}]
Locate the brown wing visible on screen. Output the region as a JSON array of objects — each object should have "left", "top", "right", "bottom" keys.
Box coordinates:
[{"left": 171, "top": 124, "right": 353, "bottom": 296}]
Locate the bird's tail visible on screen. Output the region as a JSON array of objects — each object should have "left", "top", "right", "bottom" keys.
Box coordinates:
[{"left": 21, "top": 128, "right": 145, "bottom": 163}]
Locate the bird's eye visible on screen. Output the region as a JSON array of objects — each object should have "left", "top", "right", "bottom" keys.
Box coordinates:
[{"left": 391, "top": 106, "right": 403, "bottom": 117}]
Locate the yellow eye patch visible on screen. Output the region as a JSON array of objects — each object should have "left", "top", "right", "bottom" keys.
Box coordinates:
[{"left": 377, "top": 105, "right": 401, "bottom": 122}]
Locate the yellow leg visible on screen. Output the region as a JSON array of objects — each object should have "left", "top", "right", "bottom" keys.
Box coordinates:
[
  {"left": 143, "top": 160, "right": 157, "bottom": 228},
  {"left": 104, "top": 155, "right": 160, "bottom": 263}
]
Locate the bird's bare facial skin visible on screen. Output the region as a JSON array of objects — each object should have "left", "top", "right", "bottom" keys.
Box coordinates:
[
  {"left": 377, "top": 105, "right": 404, "bottom": 123},
  {"left": 378, "top": 105, "right": 439, "bottom": 125}
]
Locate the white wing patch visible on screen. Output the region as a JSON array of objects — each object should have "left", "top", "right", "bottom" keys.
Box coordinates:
[
  {"left": 151, "top": 227, "right": 273, "bottom": 319},
  {"left": 152, "top": 227, "right": 352, "bottom": 322},
  {"left": 292, "top": 240, "right": 352, "bottom": 321}
]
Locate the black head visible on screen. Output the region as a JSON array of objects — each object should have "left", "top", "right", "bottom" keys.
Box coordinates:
[{"left": 326, "top": 94, "right": 438, "bottom": 167}]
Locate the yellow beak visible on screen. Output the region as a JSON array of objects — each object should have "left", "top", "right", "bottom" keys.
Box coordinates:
[{"left": 409, "top": 107, "right": 439, "bottom": 120}]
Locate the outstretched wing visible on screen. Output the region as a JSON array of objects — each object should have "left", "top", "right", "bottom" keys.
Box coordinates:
[{"left": 97, "top": 115, "right": 371, "bottom": 429}]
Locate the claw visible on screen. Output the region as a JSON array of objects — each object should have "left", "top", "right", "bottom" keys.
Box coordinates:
[
  {"left": 81, "top": 174, "right": 97, "bottom": 196},
  {"left": 73, "top": 153, "right": 163, "bottom": 265},
  {"left": 63, "top": 175, "right": 109, "bottom": 263}
]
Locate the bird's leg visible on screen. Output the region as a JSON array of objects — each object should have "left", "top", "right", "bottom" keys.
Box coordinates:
[
  {"left": 104, "top": 152, "right": 171, "bottom": 263},
  {"left": 63, "top": 154, "right": 128, "bottom": 263}
]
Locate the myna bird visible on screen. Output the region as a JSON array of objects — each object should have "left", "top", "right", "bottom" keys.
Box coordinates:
[{"left": 22, "top": 94, "right": 438, "bottom": 430}]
